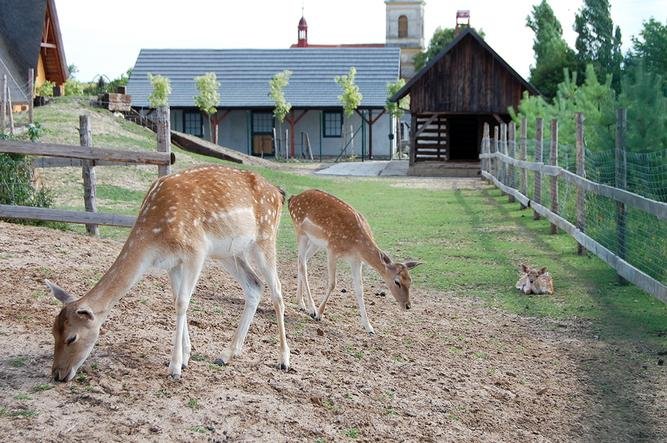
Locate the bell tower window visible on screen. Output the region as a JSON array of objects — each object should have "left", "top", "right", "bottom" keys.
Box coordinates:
[{"left": 398, "top": 15, "right": 408, "bottom": 38}]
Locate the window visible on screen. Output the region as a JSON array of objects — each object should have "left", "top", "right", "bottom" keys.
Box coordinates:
[
  {"left": 323, "top": 111, "right": 342, "bottom": 137},
  {"left": 398, "top": 15, "right": 408, "bottom": 38},
  {"left": 184, "top": 111, "right": 202, "bottom": 137},
  {"left": 252, "top": 112, "right": 274, "bottom": 134}
]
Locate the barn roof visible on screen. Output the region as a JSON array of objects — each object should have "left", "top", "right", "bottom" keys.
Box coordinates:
[
  {"left": 126, "top": 48, "right": 401, "bottom": 109},
  {"left": 0, "top": 0, "right": 68, "bottom": 102},
  {"left": 390, "top": 28, "right": 539, "bottom": 102}
]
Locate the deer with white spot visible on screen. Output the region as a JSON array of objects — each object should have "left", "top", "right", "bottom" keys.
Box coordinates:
[
  {"left": 47, "top": 165, "right": 290, "bottom": 382},
  {"left": 288, "top": 189, "right": 421, "bottom": 334}
]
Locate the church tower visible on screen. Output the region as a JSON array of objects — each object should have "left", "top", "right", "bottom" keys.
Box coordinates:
[{"left": 385, "top": 0, "right": 425, "bottom": 79}]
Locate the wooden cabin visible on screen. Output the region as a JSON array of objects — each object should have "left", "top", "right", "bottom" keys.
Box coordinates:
[
  {"left": 390, "top": 28, "right": 538, "bottom": 176},
  {"left": 0, "top": 0, "right": 68, "bottom": 111}
]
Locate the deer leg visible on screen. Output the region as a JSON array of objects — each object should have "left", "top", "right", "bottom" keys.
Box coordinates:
[
  {"left": 350, "top": 260, "right": 374, "bottom": 334},
  {"left": 251, "top": 242, "right": 290, "bottom": 370},
  {"left": 316, "top": 252, "right": 337, "bottom": 321},
  {"left": 296, "top": 235, "right": 308, "bottom": 310},
  {"left": 167, "top": 256, "right": 204, "bottom": 379},
  {"left": 214, "top": 256, "right": 263, "bottom": 367},
  {"left": 298, "top": 238, "right": 319, "bottom": 317}
]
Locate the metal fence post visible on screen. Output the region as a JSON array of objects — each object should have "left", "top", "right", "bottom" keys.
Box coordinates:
[
  {"left": 28, "top": 68, "right": 34, "bottom": 124},
  {"left": 1, "top": 75, "right": 6, "bottom": 133},
  {"left": 79, "top": 115, "right": 99, "bottom": 236}
]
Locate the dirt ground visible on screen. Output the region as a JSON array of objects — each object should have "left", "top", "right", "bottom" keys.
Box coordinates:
[{"left": 0, "top": 221, "right": 665, "bottom": 442}]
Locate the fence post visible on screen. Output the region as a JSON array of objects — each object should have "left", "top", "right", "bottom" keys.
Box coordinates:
[
  {"left": 534, "top": 117, "right": 543, "bottom": 220},
  {"left": 0, "top": 75, "right": 5, "bottom": 133},
  {"left": 492, "top": 126, "right": 499, "bottom": 179},
  {"left": 79, "top": 115, "right": 99, "bottom": 236},
  {"left": 508, "top": 122, "right": 516, "bottom": 203},
  {"left": 156, "top": 105, "right": 171, "bottom": 177},
  {"left": 500, "top": 123, "right": 508, "bottom": 187},
  {"left": 615, "top": 108, "right": 627, "bottom": 283},
  {"left": 550, "top": 118, "right": 559, "bottom": 234},
  {"left": 482, "top": 122, "right": 489, "bottom": 175},
  {"left": 575, "top": 112, "right": 586, "bottom": 255},
  {"left": 28, "top": 68, "right": 34, "bottom": 124},
  {"left": 519, "top": 117, "right": 527, "bottom": 208}
]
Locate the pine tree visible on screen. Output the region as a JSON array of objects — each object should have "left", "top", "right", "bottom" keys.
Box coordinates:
[{"left": 625, "top": 18, "right": 667, "bottom": 95}]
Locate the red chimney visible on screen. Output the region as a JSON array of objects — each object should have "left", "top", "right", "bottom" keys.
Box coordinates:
[{"left": 297, "top": 15, "right": 308, "bottom": 47}]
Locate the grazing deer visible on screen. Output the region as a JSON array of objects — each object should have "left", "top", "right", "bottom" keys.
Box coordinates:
[
  {"left": 515, "top": 264, "right": 554, "bottom": 295},
  {"left": 288, "top": 189, "right": 421, "bottom": 334},
  {"left": 46, "top": 165, "right": 290, "bottom": 382}
]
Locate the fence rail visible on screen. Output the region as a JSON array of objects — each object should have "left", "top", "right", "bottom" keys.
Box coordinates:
[
  {"left": 1, "top": 110, "right": 173, "bottom": 231},
  {"left": 480, "top": 111, "right": 666, "bottom": 303}
]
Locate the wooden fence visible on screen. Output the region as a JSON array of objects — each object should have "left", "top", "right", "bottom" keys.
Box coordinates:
[
  {"left": 479, "top": 111, "right": 667, "bottom": 303},
  {"left": 0, "top": 108, "right": 174, "bottom": 232}
]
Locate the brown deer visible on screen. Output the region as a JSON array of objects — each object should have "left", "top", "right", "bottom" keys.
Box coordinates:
[
  {"left": 288, "top": 189, "right": 421, "bottom": 334},
  {"left": 46, "top": 165, "right": 290, "bottom": 382},
  {"left": 515, "top": 264, "right": 554, "bottom": 295}
]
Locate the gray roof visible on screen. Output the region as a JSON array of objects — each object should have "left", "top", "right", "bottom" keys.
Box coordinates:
[
  {"left": 126, "top": 48, "right": 401, "bottom": 109},
  {"left": 0, "top": 0, "right": 47, "bottom": 103}
]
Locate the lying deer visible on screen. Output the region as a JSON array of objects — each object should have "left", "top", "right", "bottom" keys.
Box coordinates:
[
  {"left": 515, "top": 264, "right": 554, "bottom": 295},
  {"left": 46, "top": 166, "right": 290, "bottom": 382},
  {"left": 288, "top": 189, "right": 421, "bottom": 334}
]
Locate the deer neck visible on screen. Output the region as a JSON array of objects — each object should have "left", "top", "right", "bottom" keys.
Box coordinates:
[
  {"left": 359, "top": 240, "right": 391, "bottom": 280},
  {"left": 79, "top": 236, "right": 153, "bottom": 320}
]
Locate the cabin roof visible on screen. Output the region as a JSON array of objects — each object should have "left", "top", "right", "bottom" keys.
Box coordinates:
[{"left": 126, "top": 47, "right": 401, "bottom": 109}]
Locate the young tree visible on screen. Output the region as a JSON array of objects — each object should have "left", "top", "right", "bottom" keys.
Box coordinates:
[
  {"left": 526, "top": 0, "right": 577, "bottom": 100},
  {"left": 386, "top": 78, "right": 408, "bottom": 119},
  {"left": 269, "top": 70, "right": 292, "bottom": 123},
  {"left": 194, "top": 72, "right": 221, "bottom": 142},
  {"left": 625, "top": 18, "right": 667, "bottom": 95},
  {"left": 148, "top": 73, "right": 171, "bottom": 108},
  {"left": 574, "top": 0, "right": 622, "bottom": 91},
  {"left": 335, "top": 67, "right": 362, "bottom": 117}
]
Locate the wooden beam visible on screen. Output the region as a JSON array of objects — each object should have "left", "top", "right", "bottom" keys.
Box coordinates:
[
  {"left": 0, "top": 205, "right": 136, "bottom": 228},
  {"left": 0, "top": 140, "right": 175, "bottom": 166},
  {"left": 414, "top": 114, "right": 440, "bottom": 139},
  {"left": 40, "top": 42, "right": 57, "bottom": 49}
]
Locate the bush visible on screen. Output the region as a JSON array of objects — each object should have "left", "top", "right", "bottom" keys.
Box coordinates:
[
  {"left": 36, "top": 80, "right": 55, "bottom": 97},
  {"left": 64, "top": 79, "right": 85, "bottom": 96}
]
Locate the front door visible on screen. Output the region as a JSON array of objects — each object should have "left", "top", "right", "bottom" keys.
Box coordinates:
[{"left": 252, "top": 112, "right": 274, "bottom": 156}]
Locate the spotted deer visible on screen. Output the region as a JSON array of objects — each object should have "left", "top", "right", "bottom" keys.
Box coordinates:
[
  {"left": 515, "top": 264, "right": 554, "bottom": 295},
  {"left": 46, "top": 165, "right": 290, "bottom": 382},
  {"left": 288, "top": 189, "right": 421, "bottom": 334}
]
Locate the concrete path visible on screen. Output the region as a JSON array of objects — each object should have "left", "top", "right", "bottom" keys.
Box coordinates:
[{"left": 314, "top": 160, "right": 409, "bottom": 177}]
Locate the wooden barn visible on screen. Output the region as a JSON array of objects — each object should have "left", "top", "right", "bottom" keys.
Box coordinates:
[{"left": 390, "top": 28, "right": 538, "bottom": 176}]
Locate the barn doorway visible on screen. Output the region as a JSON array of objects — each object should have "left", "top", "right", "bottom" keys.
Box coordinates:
[{"left": 448, "top": 116, "right": 480, "bottom": 161}]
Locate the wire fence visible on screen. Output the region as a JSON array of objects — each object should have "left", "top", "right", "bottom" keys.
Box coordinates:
[{"left": 481, "top": 113, "right": 666, "bottom": 301}]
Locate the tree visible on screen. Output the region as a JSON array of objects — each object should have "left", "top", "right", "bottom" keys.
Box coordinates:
[
  {"left": 625, "top": 18, "right": 667, "bottom": 95},
  {"left": 269, "top": 70, "right": 292, "bottom": 123},
  {"left": 335, "top": 67, "right": 362, "bottom": 117},
  {"left": 526, "top": 0, "right": 577, "bottom": 100},
  {"left": 194, "top": 72, "right": 221, "bottom": 142},
  {"left": 574, "top": 0, "right": 622, "bottom": 91},
  {"left": 414, "top": 27, "right": 485, "bottom": 71},
  {"left": 147, "top": 74, "right": 171, "bottom": 108},
  {"left": 386, "top": 78, "right": 408, "bottom": 119},
  {"left": 107, "top": 68, "right": 132, "bottom": 94}
]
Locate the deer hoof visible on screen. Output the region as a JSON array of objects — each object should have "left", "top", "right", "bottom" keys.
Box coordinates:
[
  {"left": 278, "top": 362, "right": 289, "bottom": 371},
  {"left": 213, "top": 358, "right": 227, "bottom": 366}
]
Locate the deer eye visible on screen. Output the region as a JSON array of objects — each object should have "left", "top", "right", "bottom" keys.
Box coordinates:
[
  {"left": 394, "top": 279, "right": 402, "bottom": 289},
  {"left": 66, "top": 335, "right": 77, "bottom": 346}
]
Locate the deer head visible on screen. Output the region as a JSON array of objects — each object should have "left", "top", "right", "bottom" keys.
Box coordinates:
[
  {"left": 517, "top": 264, "right": 553, "bottom": 295},
  {"left": 46, "top": 280, "right": 101, "bottom": 382},
  {"left": 379, "top": 251, "right": 422, "bottom": 311}
]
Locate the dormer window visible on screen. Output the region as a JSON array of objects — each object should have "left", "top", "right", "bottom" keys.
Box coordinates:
[{"left": 398, "top": 15, "right": 408, "bottom": 38}]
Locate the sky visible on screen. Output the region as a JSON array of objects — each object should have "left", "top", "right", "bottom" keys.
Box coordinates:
[{"left": 55, "top": 0, "right": 666, "bottom": 82}]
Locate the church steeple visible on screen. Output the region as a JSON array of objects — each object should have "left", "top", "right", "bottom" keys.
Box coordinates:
[{"left": 297, "top": 9, "right": 308, "bottom": 47}]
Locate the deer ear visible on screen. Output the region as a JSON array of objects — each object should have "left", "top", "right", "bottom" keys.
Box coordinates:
[
  {"left": 76, "top": 305, "right": 95, "bottom": 322},
  {"left": 539, "top": 267, "right": 548, "bottom": 275},
  {"left": 45, "top": 279, "right": 75, "bottom": 304},
  {"left": 404, "top": 261, "right": 422, "bottom": 270},
  {"left": 521, "top": 264, "right": 529, "bottom": 273},
  {"left": 379, "top": 251, "right": 393, "bottom": 266}
]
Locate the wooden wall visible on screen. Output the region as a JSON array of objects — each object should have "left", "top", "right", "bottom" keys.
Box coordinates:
[{"left": 409, "top": 35, "right": 530, "bottom": 115}]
